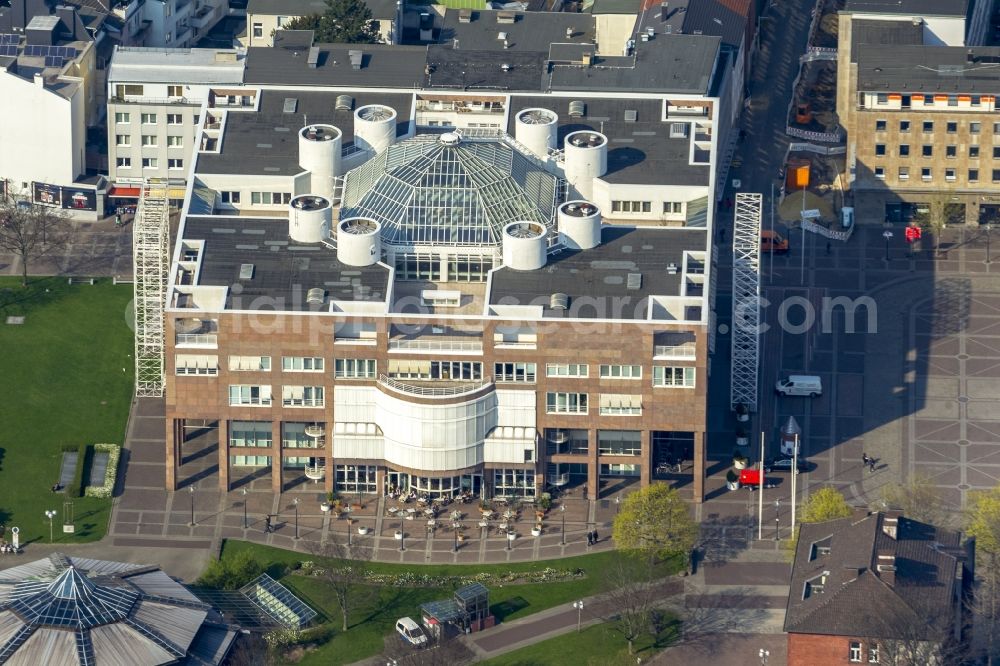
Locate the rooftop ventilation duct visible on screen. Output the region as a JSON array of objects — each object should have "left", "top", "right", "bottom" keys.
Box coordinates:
[
  {"left": 337, "top": 218, "right": 382, "bottom": 267},
  {"left": 550, "top": 293, "right": 569, "bottom": 309},
  {"left": 502, "top": 221, "right": 547, "bottom": 271},
  {"left": 459, "top": 9, "right": 473, "bottom": 22},
  {"left": 557, "top": 200, "right": 601, "bottom": 249},
  {"left": 307, "top": 288, "right": 326, "bottom": 305},
  {"left": 568, "top": 100, "right": 585, "bottom": 117},
  {"left": 335, "top": 94, "right": 354, "bottom": 111},
  {"left": 497, "top": 10, "right": 516, "bottom": 23},
  {"left": 283, "top": 98, "right": 298, "bottom": 113},
  {"left": 307, "top": 46, "right": 320, "bottom": 68},
  {"left": 288, "top": 195, "right": 332, "bottom": 243},
  {"left": 348, "top": 49, "right": 363, "bottom": 70}
]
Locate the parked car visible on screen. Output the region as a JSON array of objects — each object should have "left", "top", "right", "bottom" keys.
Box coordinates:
[
  {"left": 761, "top": 230, "right": 789, "bottom": 254},
  {"left": 764, "top": 457, "right": 810, "bottom": 474},
  {"left": 774, "top": 375, "right": 822, "bottom": 397},
  {"left": 396, "top": 617, "right": 428, "bottom": 647}
]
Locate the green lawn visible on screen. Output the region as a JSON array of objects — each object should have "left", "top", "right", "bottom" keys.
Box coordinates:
[
  {"left": 219, "top": 540, "right": 684, "bottom": 665},
  {"left": 0, "top": 278, "right": 134, "bottom": 544},
  {"left": 479, "top": 620, "right": 680, "bottom": 666}
]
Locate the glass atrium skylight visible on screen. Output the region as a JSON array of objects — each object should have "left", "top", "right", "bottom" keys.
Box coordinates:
[{"left": 340, "top": 134, "right": 558, "bottom": 247}]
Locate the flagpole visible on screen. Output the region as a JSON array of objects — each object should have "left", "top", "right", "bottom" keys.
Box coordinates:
[
  {"left": 792, "top": 433, "right": 799, "bottom": 531},
  {"left": 758, "top": 431, "right": 765, "bottom": 541}
]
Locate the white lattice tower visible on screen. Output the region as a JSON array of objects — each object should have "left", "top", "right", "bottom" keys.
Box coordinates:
[
  {"left": 730, "top": 193, "right": 762, "bottom": 412},
  {"left": 132, "top": 180, "right": 170, "bottom": 397}
]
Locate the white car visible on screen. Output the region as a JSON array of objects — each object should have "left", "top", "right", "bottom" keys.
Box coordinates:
[{"left": 396, "top": 617, "right": 428, "bottom": 647}]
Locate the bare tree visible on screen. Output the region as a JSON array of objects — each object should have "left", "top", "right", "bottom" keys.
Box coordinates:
[
  {"left": 878, "top": 474, "right": 954, "bottom": 528},
  {"left": 859, "top": 593, "right": 967, "bottom": 666},
  {"left": 305, "top": 535, "right": 376, "bottom": 632},
  {"left": 967, "top": 557, "right": 1000, "bottom": 666},
  {"left": 600, "top": 555, "right": 660, "bottom": 655},
  {"left": 382, "top": 632, "right": 475, "bottom": 666},
  {"left": 0, "top": 186, "right": 70, "bottom": 286}
]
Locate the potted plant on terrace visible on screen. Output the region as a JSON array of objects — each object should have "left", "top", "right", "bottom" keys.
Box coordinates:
[
  {"left": 732, "top": 450, "right": 748, "bottom": 470},
  {"left": 726, "top": 469, "right": 740, "bottom": 491}
]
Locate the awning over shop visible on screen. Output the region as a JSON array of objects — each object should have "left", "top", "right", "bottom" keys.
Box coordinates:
[{"left": 108, "top": 186, "right": 140, "bottom": 198}]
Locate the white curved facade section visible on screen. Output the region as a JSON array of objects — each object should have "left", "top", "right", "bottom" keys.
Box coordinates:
[
  {"left": 563, "top": 131, "right": 608, "bottom": 201},
  {"left": 514, "top": 108, "right": 558, "bottom": 159},
  {"left": 376, "top": 389, "right": 498, "bottom": 471},
  {"left": 288, "top": 195, "right": 332, "bottom": 243},
  {"left": 501, "top": 222, "right": 547, "bottom": 271},
  {"left": 337, "top": 217, "right": 382, "bottom": 266},
  {"left": 557, "top": 201, "right": 602, "bottom": 250},
  {"left": 354, "top": 105, "right": 397, "bottom": 154},
  {"left": 298, "top": 124, "right": 342, "bottom": 200}
]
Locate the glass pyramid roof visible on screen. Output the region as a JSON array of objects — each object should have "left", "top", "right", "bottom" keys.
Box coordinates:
[
  {"left": 7, "top": 566, "right": 138, "bottom": 629},
  {"left": 340, "top": 133, "right": 558, "bottom": 247}
]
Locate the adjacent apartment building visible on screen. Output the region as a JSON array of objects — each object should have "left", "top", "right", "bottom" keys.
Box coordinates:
[
  {"left": 148, "top": 19, "right": 735, "bottom": 502},
  {"left": 243, "top": 0, "right": 399, "bottom": 47},
  {"left": 837, "top": 0, "right": 1000, "bottom": 224},
  {"left": 122, "top": 0, "right": 230, "bottom": 49},
  {"left": 785, "top": 511, "right": 973, "bottom": 665}
]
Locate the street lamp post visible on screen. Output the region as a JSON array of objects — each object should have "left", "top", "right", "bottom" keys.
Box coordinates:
[
  {"left": 399, "top": 517, "right": 405, "bottom": 552},
  {"left": 293, "top": 497, "right": 300, "bottom": 540},
  {"left": 986, "top": 223, "right": 993, "bottom": 264},
  {"left": 44, "top": 510, "right": 56, "bottom": 543},
  {"left": 572, "top": 600, "right": 584, "bottom": 632},
  {"left": 615, "top": 495, "right": 620, "bottom": 515},
  {"left": 560, "top": 504, "right": 566, "bottom": 545},
  {"left": 189, "top": 485, "right": 196, "bottom": 526},
  {"left": 774, "top": 499, "right": 780, "bottom": 541},
  {"left": 453, "top": 525, "right": 459, "bottom": 553},
  {"left": 241, "top": 488, "right": 248, "bottom": 529},
  {"left": 883, "top": 229, "right": 893, "bottom": 261},
  {"left": 348, "top": 516, "right": 353, "bottom": 547}
]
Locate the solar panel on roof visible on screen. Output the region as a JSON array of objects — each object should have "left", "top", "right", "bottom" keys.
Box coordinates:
[
  {"left": 0, "top": 45, "right": 17, "bottom": 57},
  {"left": 24, "top": 44, "right": 43, "bottom": 56},
  {"left": 44, "top": 55, "right": 62, "bottom": 68},
  {"left": 0, "top": 34, "right": 18, "bottom": 44}
]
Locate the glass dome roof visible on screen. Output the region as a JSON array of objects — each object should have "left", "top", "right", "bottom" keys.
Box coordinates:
[{"left": 340, "top": 133, "right": 558, "bottom": 247}]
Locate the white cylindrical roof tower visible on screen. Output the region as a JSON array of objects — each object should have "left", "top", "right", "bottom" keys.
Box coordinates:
[
  {"left": 337, "top": 217, "right": 382, "bottom": 267},
  {"left": 557, "top": 201, "right": 602, "bottom": 250},
  {"left": 288, "top": 195, "right": 332, "bottom": 244},
  {"left": 501, "top": 221, "right": 547, "bottom": 271},
  {"left": 514, "top": 108, "right": 558, "bottom": 159},
  {"left": 299, "top": 124, "right": 342, "bottom": 200},
  {"left": 563, "top": 131, "right": 607, "bottom": 201},
  {"left": 354, "top": 104, "right": 397, "bottom": 155}
]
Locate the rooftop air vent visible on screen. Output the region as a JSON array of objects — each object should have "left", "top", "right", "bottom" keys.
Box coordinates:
[
  {"left": 498, "top": 31, "right": 508, "bottom": 40},
  {"left": 568, "top": 132, "right": 603, "bottom": 147},
  {"left": 439, "top": 131, "right": 462, "bottom": 146},
  {"left": 283, "top": 98, "right": 298, "bottom": 113},
  {"left": 669, "top": 122, "right": 688, "bottom": 138},
  {"left": 624, "top": 109, "right": 637, "bottom": 122},
  {"left": 341, "top": 218, "right": 378, "bottom": 234},
  {"left": 459, "top": 8, "right": 472, "bottom": 22},
  {"left": 566, "top": 26, "right": 573, "bottom": 38},
  {"left": 358, "top": 105, "right": 394, "bottom": 121},
  {"left": 666, "top": 263, "right": 678, "bottom": 274},
  {"left": 501, "top": 62, "right": 511, "bottom": 71},
  {"left": 239, "top": 263, "right": 254, "bottom": 280},
  {"left": 348, "top": 49, "right": 363, "bottom": 70},
  {"left": 306, "top": 288, "right": 325, "bottom": 305},
  {"left": 307, "top": 46, "right": 320, "bottom": 68},
  {"left": 519, "top": 108, "right": 555, "bottom": 124},
  {"left": 506, "top": 221, "right": 544, "bottom": 238},
  {"left": 335, "top": 94, "right": 354, "bottom": 111},
  {"left": 568, "top": 100, "right": 586, "bottom": 117},
  {"left": 627, "top": 273, "right": 642, "bottom": 290},
  {"left": 304, "top": 125, "right": 335, "bottom": 141},
  {"left": 292, "top": 195, "right": 327, "bottom": 210},
  {"left": 550, "top": 293, "right": 569, "bottom": 309},
  {"left": 497, "top": 10, "right": 516, "bottom": 23}
]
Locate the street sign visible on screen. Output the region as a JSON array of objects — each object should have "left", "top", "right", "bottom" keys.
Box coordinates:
[{"left": 883, "top": 230, "right": 894, "bottom": 240}]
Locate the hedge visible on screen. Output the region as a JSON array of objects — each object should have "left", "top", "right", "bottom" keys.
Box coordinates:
[
  {"left": 60, "top": 443, "right": 91, "bottom": 497},
  {"left": 84, "top": 443, "right": 121, "bottom": 499}
]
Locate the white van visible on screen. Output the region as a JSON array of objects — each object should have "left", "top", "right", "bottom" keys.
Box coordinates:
[
  {"left": 396, "top": 617, "right": 428, "bottom": 647},
  {"left": 775, "top": 375, "right": 822, "bottom": 397}
]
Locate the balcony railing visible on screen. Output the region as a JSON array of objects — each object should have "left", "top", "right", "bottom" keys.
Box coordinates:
[
  {"left": 493, "top": 340, "right": 537, "bottom": 349},
  {"left": 653, "top": 345, "right": 696, "bottom": 359},
  {"left": 176, "top": 333, "right": 218, "bottom": 347},
  {"left": 378, "top": 374, "right": 493, "bottom": 398},
  {"left": 388, "top": 339, "right": 483, "bottom": 353}
]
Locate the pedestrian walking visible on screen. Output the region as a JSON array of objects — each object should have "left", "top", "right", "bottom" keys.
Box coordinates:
[
  {"left": 264, "top": 514, "right": 272, "bottom": 533},
  {"left": 592, "top": 530, "right": 598, "bottom": 544},
  {"left": 587, "top": 531, "right": 593, "bottom": 546},
  {"left": 862, "top": 452, "right": 870, "bottom": 466},
  {"left": 869, "top": 460, "right": 876, "bottom": 474},
  {"left": 826, "top": 241, "right": 831, "bottom": 255}
]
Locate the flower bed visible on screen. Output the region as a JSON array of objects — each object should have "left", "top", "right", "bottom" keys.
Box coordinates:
[
  {"left": 297, "top": 562, "right": 586, "bottom": 588},
  {"left": 84, "top": 443, "right": 120, "bottom": 498}
]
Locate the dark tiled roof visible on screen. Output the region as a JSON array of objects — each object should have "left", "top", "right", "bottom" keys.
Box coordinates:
[
  {"left": 856, "top": 45, "right": 1000, "bottom": 94},
  {"left": 244, "top": 41, "right": 428, "bottom": 88},
  {"left": 438, "top": 9, "right": 595, "bottom": 53},
  {"left": 784, "top": 512, "right": 965, "bottom": 641},
  {"left": 506, "top": 96, "right": 711, "bottom": 186},
  {"left": 845, "top": 0, "right": 967, "bottom": 16},
  {"left": 681, "top": 0, "right": 748, "bottom": 49},
  {"left": 196, "top": 89, "right": 414, "bottom": 176},
  {"left": 849, "top": 19, "right": 923, "bottom": 60},
  {"left": 489, "top": 226, "right": 707, "bottom": 319},
  {"left": 425, "top": 45, "right": 545, "bottom": 91}
]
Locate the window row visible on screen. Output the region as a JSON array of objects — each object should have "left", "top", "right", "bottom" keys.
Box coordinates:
[
  {"left": 228, "top": 385, "right": 325, "bottom": 407},
  {"left": 874, "top": 166, "right": 983, "bottom": 182},
  {"left": 250, "top": 191, "right": 292, "bottom": 205},
  {"left": 545, "top": 364, "right": 643, "bottom": 379},
  {"left": 113, "top": 84, "right": 184, "bottom": 99},
  {"left": 874, "top": 118, "right": 992, "bottom": 133},
  {"left": 873, "top": 143, "right": 1000, "bottom": 159},
  {"left": 494, "top": 362, "right": 536, "bottom": 383},
  {"left": 114, "top": 135, "right": 185, "bottom": 148},
  {"left": 387, "top": 360, "right": 483, "bottom": 381},
  {"left": 874, "top": 93, "right": 987, "bottom": 108},
  {"left": 114, "top": 157, "right": 183, "bottom": 170}
]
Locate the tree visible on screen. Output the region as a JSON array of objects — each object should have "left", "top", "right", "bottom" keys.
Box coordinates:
[
  {"left": 879, "top": 474, "right": 952, "bottom": 527},
  {"left": 197, "top": 550, "right": 264, "bottom": 590},
  {"left": 306, "top": 536, "right": 375, "bottom": 632},
  {"left": 966, "top": 486, "right": 1000, "bottom": 665},
  {"left": 0, "top": 189, "right": 69, "bottom": 286},
  {"left": 283, "top": 0, "right": 378, "bottom": 44},
  {"left": 786, "top": 486, "right": 854, "bottom": 555},
  {"left": 612, "top": 483, "right": 697, "bottom": 562},
  {"left": 600, "top": 556, "right": 660, "bottom": 656}
]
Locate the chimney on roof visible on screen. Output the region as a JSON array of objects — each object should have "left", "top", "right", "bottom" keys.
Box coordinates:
[
  {"left": 882, "top": 514, "right": 899, "bottom": 539},
  {"left": 661, "top": 1, "right": 670, "bottom": 21},
  {"left": 33, "top": 71, "right": 43, "bottom": 87},
  {"left": 876, "top": 549, "right": 896, "bottom": 586}
]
